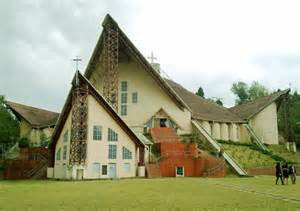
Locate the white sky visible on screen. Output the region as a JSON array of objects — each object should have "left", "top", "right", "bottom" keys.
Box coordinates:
[{"left": 1, "top": 0, "right": 300, "bottom": 111}]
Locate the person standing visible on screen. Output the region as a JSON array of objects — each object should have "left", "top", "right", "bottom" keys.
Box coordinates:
[
  {"left": 289, "top": 164, "right": 297, "bottom": 184},
  {"left": 275, "top": 162, "right": 284, "bottom": 185},
  {"left": 282, "top": 163, "right": 289, "bottom": 185}
]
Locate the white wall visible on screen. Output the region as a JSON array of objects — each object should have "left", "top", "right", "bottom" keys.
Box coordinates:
[
  {"left": 89, "top": 60, "right": 192, "bottom": 134},
  {"left": 250, "top": 102, "right": 279, "bottom": 145}
]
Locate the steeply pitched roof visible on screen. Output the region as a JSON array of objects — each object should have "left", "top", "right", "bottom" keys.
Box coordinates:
[
  {"left": 50, "top": 71, "right": 145, "bottom": 150},
  {"left": 165, "top": 79, "right": 245, "bottom": 123},
  {"left": 229, "top": 89, "right": 290, "bottom": 120},
  {"left": 84, "top": 14, "right": 190, "bottom": 112},
  {"left": 5, "top": 101, "right": 59, "bottom": 128}
]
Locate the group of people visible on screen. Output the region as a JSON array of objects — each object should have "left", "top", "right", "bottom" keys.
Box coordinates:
[{"left": 275, "top": 162, "right": 297, "bottom": 185}]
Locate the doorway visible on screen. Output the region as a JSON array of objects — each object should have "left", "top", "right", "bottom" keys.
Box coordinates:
[{"left": 108, "top": 163, "right": 117, "bottom": 178}]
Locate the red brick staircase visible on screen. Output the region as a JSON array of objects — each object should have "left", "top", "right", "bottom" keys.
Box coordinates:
[{"left": 150, "top": 128, "right": 181, "bottom": 143}]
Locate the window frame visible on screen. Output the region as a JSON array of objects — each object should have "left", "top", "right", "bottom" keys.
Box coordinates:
[
  {"left": 102, "top": 165, "right": 108, "bottom": 175},
  {"left": 108, "top": 144, "right": 117, "bottom": 159},
  {"left": 63, "top": 130, "right": 69, "bottom": 143},
  {"left": 63, "top": 145, "right": 67, "bottom": 160},
  {"left": 56, "top": 148, "right": 61, "bottom": 161},
  {"left": 93, "top": 125, "right": 102, "bottom": 141},
  {"left": 132, "top": 92, "right": 138, "bottom": 103}
]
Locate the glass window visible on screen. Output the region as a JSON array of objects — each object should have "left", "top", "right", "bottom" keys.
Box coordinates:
[
  {"left": 121, "top": 105, "right": 127, "bottom": 116},
  {"left": 108, "top": 145, "right": 117, "bottom": 159},
  {"left": 121, "top": 93, "right": 127, "bottom": 104},
  {"left": 63, "top": 146, "right": 67, "bottom": 160},
  {"left": 56, "top": 148, "right": 61, "bottom": 161},
  {"left": 132, "top": 92, "right": 138, "bottom": 103},
  {"left": 121, "top": 81, "right": 128, "bottom": 92},
  {"left": 122, "top": 146, "right": 132, "bottom": 159},
  {"left": 93, "top": 126, "right": 102, "bottom": 141},
  {"left": 63, "top": 130, "right": 68, "bottom": 142},
  {"left": 108, "top": 128, "right": 118, "bottom": 141},
  {"left": 124, "top": 163, "right": 130, "bottom": 173},
  {"left": 102, "top": 165, "right": 108, "bottom": 175}
]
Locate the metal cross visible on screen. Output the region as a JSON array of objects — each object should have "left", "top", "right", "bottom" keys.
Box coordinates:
[
  {"left": 72, "top": 56, "right": 82, "bottom": 70},
  {"left": 147, "top": 52, "right": 157, "bottom": 63}
]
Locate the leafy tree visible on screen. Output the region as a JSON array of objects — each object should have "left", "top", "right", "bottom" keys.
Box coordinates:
[
  {"left": 215, "top": 98, "right": 223, "bottom": 106},
  {"left": 231, "top": 81, "right": 269, "bottom": 105},
  {"left": 40, "top": 132, "right": 50, "bottom": 147},
  {"left": 0, "top": 96, "right": 19, "bottom": 147},
  {"left": 196, "top": 86, "right": 205, "bottom": 98},
  {"left": 231, "top": 82, "right": 249, "bottom": 105}
]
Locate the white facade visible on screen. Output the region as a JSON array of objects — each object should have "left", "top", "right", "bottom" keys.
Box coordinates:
[{"left": 53, "top": 95, "right": 143, "bottom": 180}]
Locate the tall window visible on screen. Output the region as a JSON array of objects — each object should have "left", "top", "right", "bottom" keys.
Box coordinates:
[
  {"left": 120, "top": 81, "right": 128, "bottom": 116},
  {"left": 121, "top": 81, "right": 128, "bottom": 92},
  {"left": 108, "top": 128, "right": 118, "bottom": 141},
  {"left": 56, "top": 148, "right": 61, "bottom": 161},
  {"left": 63, "top": 145, "right": 67, "bottom": 160},
  {"left": 63, "top": 130, "right": 68, "bottom": 142},
  {"left": 93, "top": 126, "right": 102, "bottom": 141},
  {"left": 108, "top": 145, "right": 117, "bottom": 159},
  {"left": 132, "top": 92, "right": 138, "bottom": 103},
  {"left": 122, "top": 146, "right": 132, "bottom": 159},
  {"left": 102, "top": 165, "right": 108, "bottom": 175}
]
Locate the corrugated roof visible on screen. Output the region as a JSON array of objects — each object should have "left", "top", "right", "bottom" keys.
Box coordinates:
[
  {"left": 5, "top": 101, "right": 59, "bottom": 128},
  {"left": 229, "top": 89, "right": 290, "bottom": 120},
  {"left": 165, "top": 79, "right": 245, "bottom": 123}
]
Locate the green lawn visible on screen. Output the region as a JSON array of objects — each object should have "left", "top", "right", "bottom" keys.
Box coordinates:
[{"left": 0, "top": 176, "right": 299, "bottom": 210}]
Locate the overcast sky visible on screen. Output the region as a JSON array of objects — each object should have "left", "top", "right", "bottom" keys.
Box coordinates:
[{"left": 1, "top": 0, "right": 300, "bottom": 112}]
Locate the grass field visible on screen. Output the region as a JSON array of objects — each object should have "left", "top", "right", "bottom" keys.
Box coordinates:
[{"left": 0, "top": 176, "right": 299, "bottom": 210}]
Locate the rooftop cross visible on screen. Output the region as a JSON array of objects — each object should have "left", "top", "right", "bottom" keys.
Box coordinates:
[
  {"left": 72, "top": 56, "right": 82, "bottom": 70},
  {"left": 147, "top": 52, "right": 157, "bottom": 63}
]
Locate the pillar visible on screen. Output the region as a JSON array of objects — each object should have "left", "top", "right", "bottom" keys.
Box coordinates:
[
  {"left": 229, "top": 123, "right": 238, "bottom": 142},
  {"left": 201, "top": 121, "right": 212, "bottom": 136},
  {"left": 212, "top": 122, "right": 221, "bottom": 140},
  {"left": 220, "top": 123, "right": 229, "bottom": 141}
]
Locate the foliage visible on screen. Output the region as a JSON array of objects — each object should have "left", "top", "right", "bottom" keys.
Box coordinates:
[
  {"left": 18, "top": 137, "right": 30, "bottom": 148},
  {"left": 215, "top": 98, "right": 223, "bottom": 106},
  {"left": 40, "top": 132, "right": 50, "bottom": 147},
  {"left": 231, "top": 81, "right": 269, "bottom": 105},
  {"left": 195, "top": 86, "right": 205, "bottom": 98},
  {"left": 277, "top": 91, "right": 300, "bottom": 147},
  {"left": 207, "top": 98, "right": 224, "bottom": 106},
  {"left": 0, "top": 96, "right": 20, "bottom": 147}
]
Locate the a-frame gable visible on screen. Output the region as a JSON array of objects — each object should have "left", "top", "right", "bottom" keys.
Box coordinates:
[
  {"left": 84, "top": 14, "right": 190, "bottom": 112},
  {"left": 50, "top": 71, "right": 145, "bottom": 166}
]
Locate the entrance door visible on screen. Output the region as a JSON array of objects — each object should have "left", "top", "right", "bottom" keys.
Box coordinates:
[
  {"left": 108, "top": 163, "right": 117, "bottom": 178},
  {"left": 76, "top": 169, "right": 84, "bottom": 180}
]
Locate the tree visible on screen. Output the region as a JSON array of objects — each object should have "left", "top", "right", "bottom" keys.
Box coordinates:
[
  {"left": 248, "top": 81, "right": 269, "bottom": 101},
  {"left": 196, "top": 86, "right": 205, "bottom": 98},
  {"left": 231, "top": 82, "right": 249, "bottom": 105},
  {"left": 231, "top": 81, "right": 269, "bottom": 105},
  {"left": 0, "top": 96, "right": 20, "bottom": 151},
  {"left": 215, "top": 98, "right": 223, "bottom": 106}
]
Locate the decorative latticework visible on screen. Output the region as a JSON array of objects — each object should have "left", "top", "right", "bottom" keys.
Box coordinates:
[
  {"left": 102, "top": 24, "right": 119, "bottom": 110},
  {"left": 70, "top": 87, "right": 88, "bottom": 165}
]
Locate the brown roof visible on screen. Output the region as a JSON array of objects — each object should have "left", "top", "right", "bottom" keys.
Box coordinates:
[
  {"left": 84, "top": 14, "right": 190, "bottom": 112},
  {"left": 229, "top": 89, "right": 290, "bottom": 120},
  {"left": 5, "top": 101, "right": 59, "bottom": 128},
  {"left": 165, "top": 79, "right": 245, "bottom": 123},
  {"left": 50, "top": 71, "right": 145, "bottom": 152}
]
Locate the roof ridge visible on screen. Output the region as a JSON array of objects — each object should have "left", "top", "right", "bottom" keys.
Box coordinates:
[{"left": 5, "top": 100, "right": 59, "bottom": 114}]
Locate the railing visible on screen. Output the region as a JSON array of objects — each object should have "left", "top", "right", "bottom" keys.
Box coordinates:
[
  {"left": 244, "top": 124, "right": 269, "bottom": 151},
  {"left": 191, "top": 120, "right": 248, "bottom": 176},
  {"left": 23, "top": 153, "right": 49, "bottom": 179}
]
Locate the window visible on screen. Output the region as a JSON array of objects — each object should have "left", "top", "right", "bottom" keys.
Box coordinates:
[
  {"left": 56, "top": 148, "right": 61, "bottom": 161},
  {"left": 124, "top": 163, "right": 130, "bottom": 173},
  {"left": 108, "top": 128, "right": 118, "bottom": 141},
  {"left": 93, "top": 126, "right": 102, "bottom": 141},
  {"left": 102, "top": 165, "right": 108, "bottom": 175},
  {"left": 92, "top": 163, "right": 100, "bottom": 177},
  {"left": 63, "top": 146, "right": 67, "bottom": 160},
  {"left": 108, "top": 145, "right": 117, "bottom": 159},
  {"left": 121, "top": 105, "right": 127, "bottom": 116},
  {"left": 120, "top": 81, "right": 128, "bottom": 116},
  {"left": 121, "top": 93, "right": 127, "bottom": 104},
  {"left": 63, "top": 130, "right": 68, "bottom": 142},
  {"left": 122, "top": 147, "right": 132, "bottom": 159},
  {"left": 121, "top": 81, "right": 128, "bottom": 92},
  {"left": 132, "top": 92, "right": 138, "bottom": 103}
]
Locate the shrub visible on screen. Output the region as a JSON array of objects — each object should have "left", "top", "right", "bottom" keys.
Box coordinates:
[{"left": 18, "top": 137, "right": 30, "bottom": 148}]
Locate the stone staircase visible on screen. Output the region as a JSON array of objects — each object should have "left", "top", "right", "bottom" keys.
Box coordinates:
[{"left": 149, "top": 128, "right": 181, "bottom": 143}]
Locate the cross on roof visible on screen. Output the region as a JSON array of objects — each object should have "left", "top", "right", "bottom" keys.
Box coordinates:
[
  {"left": 147, "top": 52, "right": 157, "bottom": 63},
  {"left": 72, "top": 56, "right": 82, "bottom": 70}
]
